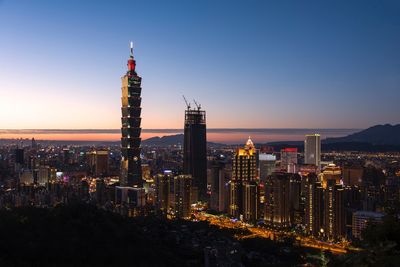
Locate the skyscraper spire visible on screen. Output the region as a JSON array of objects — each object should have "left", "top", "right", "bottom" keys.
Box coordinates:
[
  {"left": 130, "top": 41, "right": 133, "bottom": 57},
  {"left": 127, "top": 42, "right": 136, "bottom": 73}
]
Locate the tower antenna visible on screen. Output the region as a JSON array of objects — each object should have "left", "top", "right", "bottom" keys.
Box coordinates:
[
  {"left": 193, "top": 99, "right": 201, "bottom": 110},
  {"left": 130, "top": 41, "right": 133, "bottom": 57},
  {"left": 182, "top": 95, "right": 191, "bottom": 110}
]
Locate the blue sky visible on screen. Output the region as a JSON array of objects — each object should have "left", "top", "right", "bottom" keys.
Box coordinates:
[{"left": 0, "top": 0, "right": 399, "bottom": 129}]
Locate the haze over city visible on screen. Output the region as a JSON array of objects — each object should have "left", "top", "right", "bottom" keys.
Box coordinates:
[{"left": 1, "top": 0, "right": 399, "bottom": 135}]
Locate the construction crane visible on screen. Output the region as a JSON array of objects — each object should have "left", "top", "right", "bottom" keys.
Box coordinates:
[
  {"left": 193, "top": 99, "right": 201, "bottom": 110},
  {"left": 182, "top": 95, "right": 191, "bottom": 110}
]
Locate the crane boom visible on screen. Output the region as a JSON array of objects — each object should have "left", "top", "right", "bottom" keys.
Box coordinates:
[
  {"left": 193, "top": 99, "right": 201, "bottom": 110},
  {"left": 182, "top": 95, "right": 191, "bottom": 110}
]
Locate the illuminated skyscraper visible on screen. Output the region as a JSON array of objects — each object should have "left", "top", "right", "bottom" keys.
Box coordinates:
[
  {"left": 120, "top": 43, "right": 143, "bottom": 187},
  {"left": 183, "top": 103, "right": 207, "bottom": 201},
  {"left": 304, "top": 134, "right": 321, "bottom": 168},
  {"left": 320, "top": 164, "right": 345, "bottom": 240},
  {"left": 229, "top": 138, "right": 258, "bottom": 222},
  {"left": 304, "top": 173, "right": 324, "bottom": 236}
]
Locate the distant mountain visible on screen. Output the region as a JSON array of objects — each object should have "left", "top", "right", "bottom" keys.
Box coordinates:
[
  {"left": 325, "top": 124, "right": 400, "bottom": 145},
  {"left": 142, "top": 134, "right": 184, "bottom": 146}
]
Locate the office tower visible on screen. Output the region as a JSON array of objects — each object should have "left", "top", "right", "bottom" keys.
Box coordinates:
[
  {"left": 352, "top": 211, "right": 384, "bottom": 239},
  {"left": 208, "top": 158, "right": 228, "bottom": 212},
  {"left": 304, "top": 173, "right": 324, "bottom": 236},
  {"left": 320, "top": 164, "right": 345, "bottom": 240},
  {"left": 172, "top": 175, "right": 192, "bottom": 218},
  {"left": 154, "top": 171, "right": 173, "bottom": 216},
  {"left": 304, "top": 134, "right": 321, "bottom": 168},
  {"left": 229, "top": 138, "right": 258, "bottom": 221},
  {"left": 183, "top": 103, "right": 207, "bottom": 201},
  {"left": 264, "top": 172, "right": 291, "bottom": 227},
  {"left": 280, "top": 148, "right": 298, "bottom": 173},
  {"left": 87, "top": 150, "right": 109, "bottom": 176},
  {"left": 120, "top": 43, "right": 143, "bottom": 187},
  {"left": 259, "top": 153, "right": 276, "bottom": 182}
]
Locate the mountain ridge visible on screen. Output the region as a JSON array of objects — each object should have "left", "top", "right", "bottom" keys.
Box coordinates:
[{"left": 326, "top": 124, "right": 400, "bottom": 145}]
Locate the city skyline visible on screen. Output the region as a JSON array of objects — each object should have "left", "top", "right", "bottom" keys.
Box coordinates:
[{"left": 1, "top": 0, "right": 400, "bottom": 130}]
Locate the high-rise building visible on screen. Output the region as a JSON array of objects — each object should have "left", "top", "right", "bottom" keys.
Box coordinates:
[
  {"left": 229, "top": 138, "right": 258, "bottom": 222},
  {"left": 320, "top": 164, "right": 345, "bottom": 240},
  {"left": 208, "top": 157, "right": 228, "bottom": 212},
  {"left": 172, "top": 175, "right": 192, "bottom": 218},
  {"left": 259, "top": 153, "right": 276, "bottom": 182},
  {"left": 242, "top": 181, "right": 259, "bottom": 222},
  {"left": 264, "top": 172, "right": 291, "bottom": 227},
  {"left": 87, "top": 150, "right": 109, "bottom": 176},
  {"left": 154, "top": 171, "right": 173, "bottom": 216},
  {"left": 304, "top": 134, "right": 321, "bottom": 168},
  {"left": 304, "top": 173, "right": 324, "bottom": 236},
  {"left": 280, "top": 148, "right": 298, "bottom": 173},
  {"left": 154, "top": 171, "right": 192, "bottom": 219},
  {"left": 183, "top": 104, "right": 207, "bottom": 201},
  {"left": 120, "top": 43, "right": 143, "bottom": 187}
]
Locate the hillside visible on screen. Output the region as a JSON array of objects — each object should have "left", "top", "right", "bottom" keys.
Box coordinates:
[{"left": 325, "top": 124, "right": 400, "bottom": 145}]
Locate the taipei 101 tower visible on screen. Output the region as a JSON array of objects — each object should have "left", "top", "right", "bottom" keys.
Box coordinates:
[{"left": 120, "top": 42, "right": 143, "bottom": 187}]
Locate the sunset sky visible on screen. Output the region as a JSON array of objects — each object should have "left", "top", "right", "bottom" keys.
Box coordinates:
[{"left": 1, "top": 0, "right": 399, "bottom": 131}]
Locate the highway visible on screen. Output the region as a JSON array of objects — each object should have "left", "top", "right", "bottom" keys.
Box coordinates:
[{"left": 193, "top": 212, "right": 362, "bottom": 254}]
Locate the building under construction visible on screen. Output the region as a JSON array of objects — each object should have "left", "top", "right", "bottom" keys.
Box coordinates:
[{"left": 183, "top": 98, "right": 207, "bottom": 202}]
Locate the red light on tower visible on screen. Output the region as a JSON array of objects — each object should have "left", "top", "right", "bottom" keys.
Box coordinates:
[{"left": 128, "top": 58, "right": 135, "bottom": 72}]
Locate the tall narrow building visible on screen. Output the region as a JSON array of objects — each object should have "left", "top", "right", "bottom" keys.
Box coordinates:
[
  {"left": 120, "top": 43, "right": 143, "bottom": 187},
  {"left": 183, "top": 104, "right": 207, "bottom": 201},
  {"left": 304, "top": 134, "right": 321, "bottom": 168},
  {"left": 229, "top": 138, "right": 259, "bottom": 222}
]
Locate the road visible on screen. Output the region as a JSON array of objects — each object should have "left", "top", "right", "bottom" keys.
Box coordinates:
[{"left": 194, "top": 212, "right": 362, "bottom": 254}]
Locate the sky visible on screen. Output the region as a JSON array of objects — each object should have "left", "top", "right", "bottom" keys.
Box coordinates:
[{"left": 1, "top": 0, "right": 399, "bottom": 130}]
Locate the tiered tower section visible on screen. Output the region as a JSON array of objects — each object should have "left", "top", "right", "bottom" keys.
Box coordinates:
[{"left": 120, "top": 43, "right": 143, "bottom": 187}]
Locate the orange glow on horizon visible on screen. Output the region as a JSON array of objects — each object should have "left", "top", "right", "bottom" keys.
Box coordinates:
[{"left": 1, "top": 131, "right": 313, "bottom": 144}]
